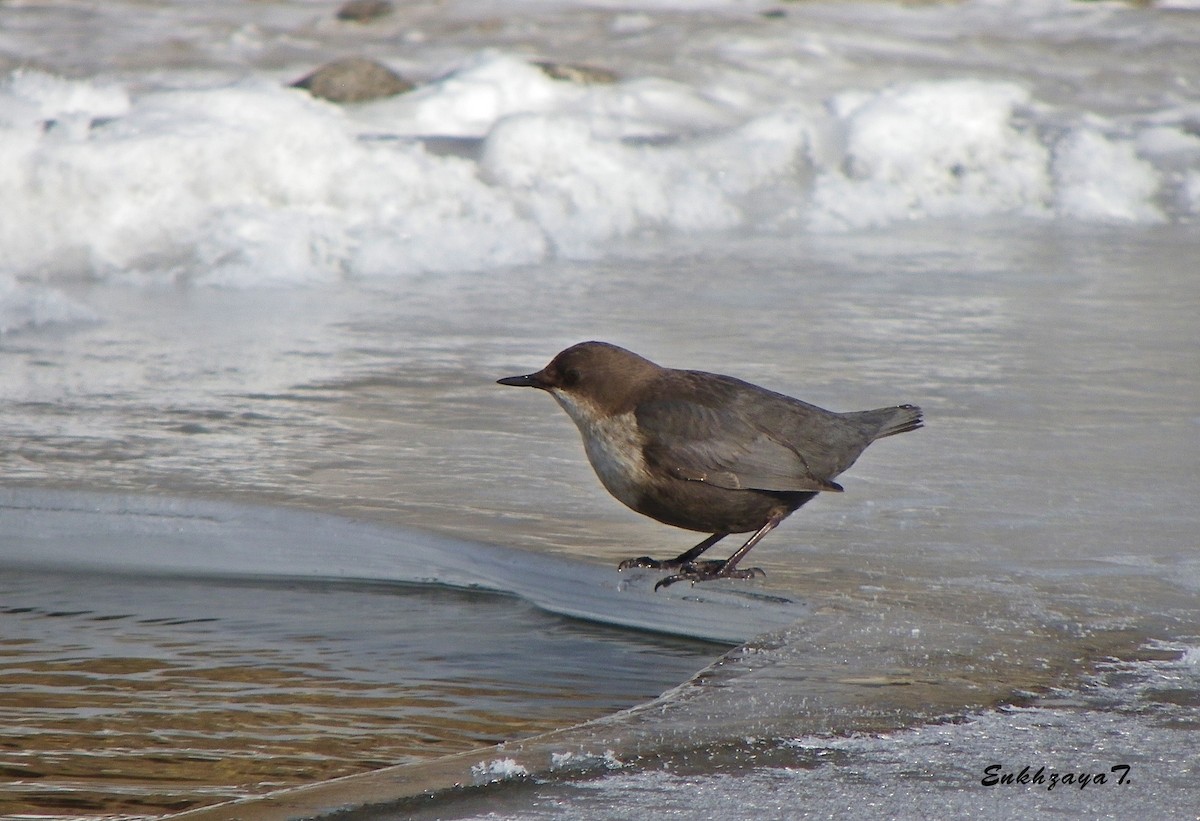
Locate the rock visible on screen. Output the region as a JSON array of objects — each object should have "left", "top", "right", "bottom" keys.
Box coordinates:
[
  {"left": 336, "top": 0, "right": 394, "bottom": 23},
  {"left": 291, "top": 57, "right": 413, "bottom": 103},
  {"left": 531, "top": 61, "right": 619, "bottom": 85}
]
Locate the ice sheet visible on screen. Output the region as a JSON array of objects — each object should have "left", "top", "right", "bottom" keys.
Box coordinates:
[{"left": 0, "top": 488, "right": 809, "bottom": 645}]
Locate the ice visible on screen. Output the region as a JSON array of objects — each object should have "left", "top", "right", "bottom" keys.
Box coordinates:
[
  {"left": 470, "top": 758, "right": 529, "bottom": 784},
  {"left": 0, "top": 68, "right": 130, "bottom": 125},
  {"left": 1186, "top": 170, "right": 1200, "bottom": 213},
  {"left": 0, "top": 275, "right": 98, "bottom": 335},
  {"left": 1136, "top": 125, "right": 1200, "bottom": 158},
  {"left": 2, "top": 4, "right": 1195, "bottom": 289},
  {"left": 440, "top": 701, "right": 1198, "bottom": 821},
  {"left": 0, "top": 489, "right": 810, "bottom": 645},
  {"left": 809, "top": 80, "right": 1051, "bottom": 230},
  {"left": 550, "top": 750, "right": 626, "bottom": 771},
  {"left": 480, "top": 113, "right": 754, "bottom": 256},
  {"left": 360, "top": 52, "right": 585, "bottom": 139},
  {"left": 1052, "top": 128, "right": 1163, "bottom": 222},
  {"left": 352, "top": 51, "right": 735, "bottom": 140},
  {"left": 0, "top": 78, "right": 546, "bottom": 286}
]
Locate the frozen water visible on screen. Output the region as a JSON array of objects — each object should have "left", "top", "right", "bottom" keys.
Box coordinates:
[
  {"left": 379, "top": 641, "right": 1200, "bottom": 821},
  {"left": 0, "top": 489, "right": 810, "bottom": 644},
  {"left": 1, "top": 0, "right": 1196, "bottom": 299},
  {"left": 0, "top": 272, "right": 98, "bottom": 333},
  {"left": 810, "top": 80, "right": 1052, "bottom": 229}
]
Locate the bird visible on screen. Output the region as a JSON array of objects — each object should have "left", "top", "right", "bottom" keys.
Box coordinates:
[{"left": 497, "top": 341, "right": 922, "bottom": 590}]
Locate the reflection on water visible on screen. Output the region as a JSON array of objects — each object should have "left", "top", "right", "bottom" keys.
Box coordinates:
[{"left": 0, "top": 569, "right": 718, "bottom": 818}]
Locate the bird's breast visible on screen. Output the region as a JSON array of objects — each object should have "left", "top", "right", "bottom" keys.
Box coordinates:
[{"left": 552, "top": 394, "right": 650, "bottom": 510}]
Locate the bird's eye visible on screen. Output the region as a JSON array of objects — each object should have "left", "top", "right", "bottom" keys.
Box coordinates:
[{"left": 559, "top": 367, "right": 581, "bottom": 387}]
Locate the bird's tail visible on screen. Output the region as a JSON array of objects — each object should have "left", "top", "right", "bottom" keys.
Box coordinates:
[{"left": 848, "top": 404, "right": 924, "bottom": 441}]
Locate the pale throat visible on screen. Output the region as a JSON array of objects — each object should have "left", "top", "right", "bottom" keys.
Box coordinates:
[{"left": 550, "top": 390, "right": 648, "bottom": 508}]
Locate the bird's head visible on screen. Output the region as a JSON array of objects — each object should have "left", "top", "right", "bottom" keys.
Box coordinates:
[{"left": 498, "top": 341, "right": 659, "bottom": 418}]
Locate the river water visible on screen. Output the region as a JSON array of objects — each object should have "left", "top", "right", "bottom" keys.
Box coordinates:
[{"left": 1, "top": 1, "right": 1198, "bottom": 819}]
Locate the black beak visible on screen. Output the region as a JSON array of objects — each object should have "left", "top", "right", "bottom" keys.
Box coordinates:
[{"left": 497, "top": 372, "right": 545, "bottom": 388}]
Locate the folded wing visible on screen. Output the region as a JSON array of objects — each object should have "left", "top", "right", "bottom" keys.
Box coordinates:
[{"left": 634, "top": 373, "right": 876, "bottom": 493}]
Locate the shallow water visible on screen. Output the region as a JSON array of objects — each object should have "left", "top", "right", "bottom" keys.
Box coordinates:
[
  {"left": 0, "top": 565, "right": 718, "bottom": 817},
  {"left": 2, "top": 0, "right": 1199, "bottom": 818}
]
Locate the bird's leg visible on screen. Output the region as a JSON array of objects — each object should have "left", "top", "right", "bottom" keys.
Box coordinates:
[
  {"left": 618, "top": 533, "right": 727, "bottom": 572},
  {"left": 653, "top": 514, "right": 784, "bottom": 590}
]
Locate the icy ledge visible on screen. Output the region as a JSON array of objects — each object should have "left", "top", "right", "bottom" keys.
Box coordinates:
[{"left": 0, "top": 487, "right": 809, "bottom": 645}]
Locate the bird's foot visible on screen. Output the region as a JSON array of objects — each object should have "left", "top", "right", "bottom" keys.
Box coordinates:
[
  {"left": 619, "top": 557, "right": 730, "bottom": 572},
  {"left": 651, "top": 561, "right": 765, "bottom": 591},
  {"left": 618, "top": 555, "right": 680, "bottom": 571}
]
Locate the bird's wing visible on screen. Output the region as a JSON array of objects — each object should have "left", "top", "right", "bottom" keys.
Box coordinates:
[{"left": 635, "top": 394, "right": 844, "bottom": 493}]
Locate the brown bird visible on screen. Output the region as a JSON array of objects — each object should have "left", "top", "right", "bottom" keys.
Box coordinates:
[{"left": 498, "top": 342, "right": 922, "bottom": 590}]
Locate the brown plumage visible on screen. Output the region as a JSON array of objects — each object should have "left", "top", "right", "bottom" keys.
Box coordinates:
[{"left": 499, "top": 341, "right": 922, "bottom": 589}]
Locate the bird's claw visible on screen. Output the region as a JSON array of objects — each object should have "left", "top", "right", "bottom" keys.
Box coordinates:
[
  {"left": 651, "top": 561, "right": 765, "bottom": 591},
  {"left": 618, "top": 556, "right": 764, "bottom": 590},
  {"left": 617, "top": 556, "right": 726, "bottom": 573},
  {"left": 618, "top": 555, "right": 671, "bottom": 571}
]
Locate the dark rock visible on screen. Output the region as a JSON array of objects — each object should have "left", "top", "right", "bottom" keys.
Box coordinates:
[
  {"left": 291, "top": 57, "right": 413, "bottom": 103},
  {"left": 336, "top": 0, "right": 394, "bottom": 23}
]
